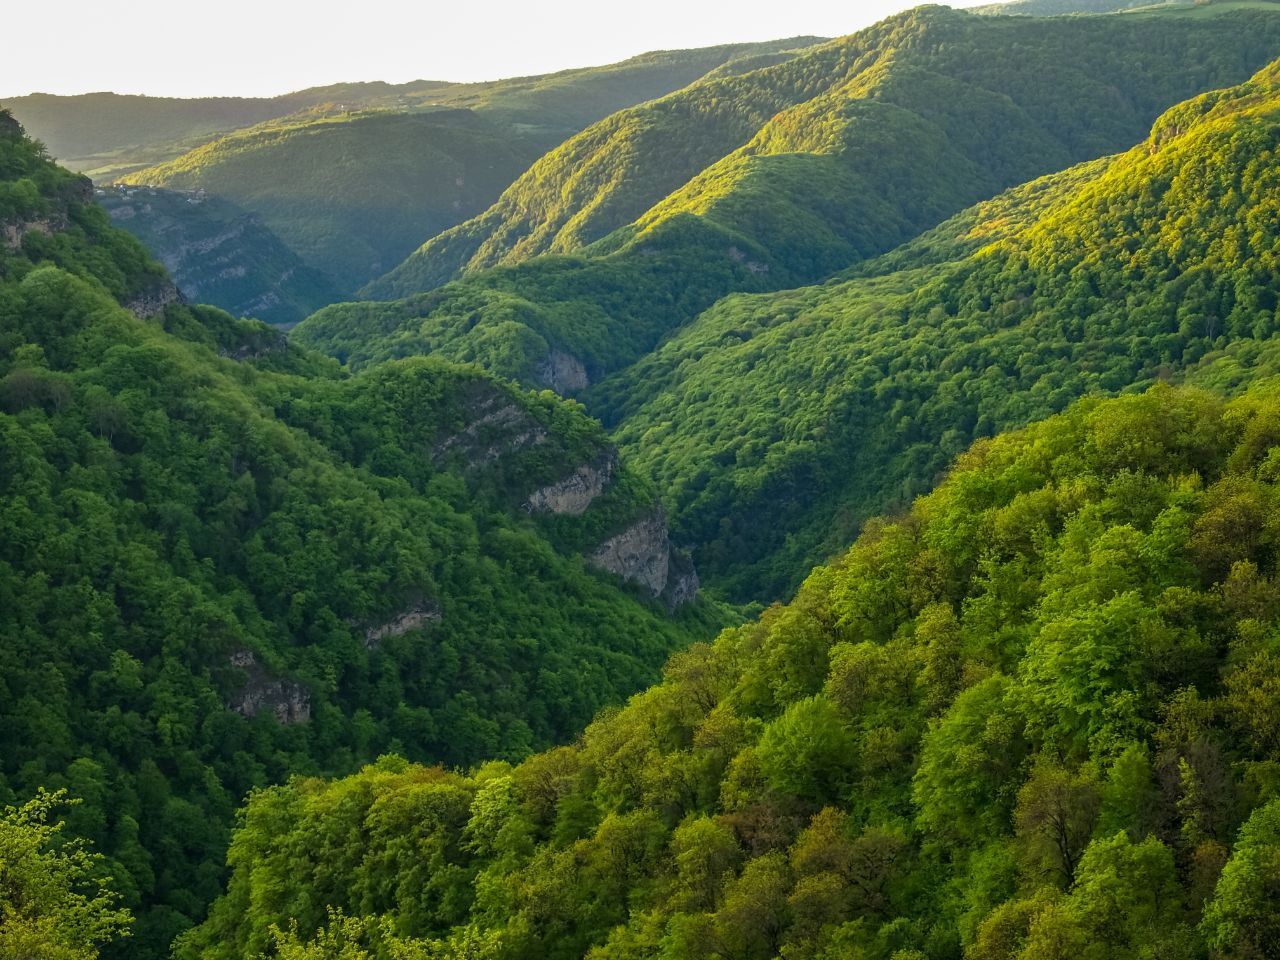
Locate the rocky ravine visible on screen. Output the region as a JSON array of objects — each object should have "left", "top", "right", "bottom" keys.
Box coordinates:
[{"left": 439, "top": 383, "right": 699, "bottom": 606}]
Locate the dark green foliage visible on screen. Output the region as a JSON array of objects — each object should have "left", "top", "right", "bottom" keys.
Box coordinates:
[
  {"left": 0, "top": 114, "right": 713, "bottom": 957},
  {"left": 183, "top": 383, "right": 1280, "bottom": 960}
]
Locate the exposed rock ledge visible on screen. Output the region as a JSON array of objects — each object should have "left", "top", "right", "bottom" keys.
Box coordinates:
[
  {"left": 433, "top": 389, "right": 548, "bottom": 470},
  {"left": 591, "top": 511, "right": 671, "bottom": 596},
  {"left": 589, "top": 510, "right": 700, "bottom": 608},
  {"left": 525, "top": 453, "right": 616, "bottom": 516},
  {"left": 227, "top": 649, "right": 310, "bottom": 724},
  {"left": 537, "top": 348, "right": 589, "bottom": 394},
  {"left": 356, "top": 599, "right": 442, "bottom": 649},
  {"left": 2, "top": 215, "right": 62, "bottom": 250},
  {"left": 124, "top": 280, "right": 184, "bottom": 319}
]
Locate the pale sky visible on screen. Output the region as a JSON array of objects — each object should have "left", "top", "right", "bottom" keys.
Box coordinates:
[{"left": 2, "top": 0, "right": 988, "bottom": 99}]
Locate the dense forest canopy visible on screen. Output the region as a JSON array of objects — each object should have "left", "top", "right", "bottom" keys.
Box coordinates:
[
  {"left": 0, "top": 110, "right": 714, "bottom": 957},
  {"left": 9, "top": 5, "right": 1280, "bottom": 959},
  {"left": 593, "top": 54, "right": 1280, "bottom": 600},
  {"left": 296, "top": 10, "right": 1280, "bottom": 603},
  {"left": 181, "top": 382, "right": 1280, "bottom": 960}
]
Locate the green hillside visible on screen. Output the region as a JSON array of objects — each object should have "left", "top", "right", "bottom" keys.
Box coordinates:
[
  {"left": 99, "top": 186, "right": 340, "bottom": 326},
  {"left": 0, "top": 91, "right": 333, "bottom": 180},
  {"left": 119, "top": 109, "right": 554, "bottom": 293},
  {"left": 969, "top": 0, "right": 1280, "bottom": 14},
  {"left": 301, "top": 8, "right": 1280, "bottom": 404},
  {"left": 6, "top": 41, "right": 821, "bottom": 183},
  {"left": 596, "top": 56, "right": 1280, "bottom": 601},
  {"left": 369, "top": 6, "right": 1280, "bottom": 300},
  {"left": 181, "top": 381, "right": 1280, "bottom": 960},
  {"left": 107, "top": 39, "right": 821, "bottom": 295},
  {"left": 0, "top": 109, "right": 715, "bottom": 957}
]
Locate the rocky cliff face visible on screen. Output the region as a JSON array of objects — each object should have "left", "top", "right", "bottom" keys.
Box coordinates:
[
  {"left": 2, "top": 215, "right": 61, "bottom": 250},
  {"left": 124, "top": 278, "right": 184, "bottom": 318},
  {"left": 357, "top": 598, "right": 442, "bottom": 649},
  {"left": 524, "top": 453, "right": 616, "bottom": 516},
  {"left": 226, "top": 650, "right": 310, "bottom": 724},
  {"left": 589, "top": 510, "right": 672, "bottom": 597},
  {"left": 433, "top": 388, "right": 549, "bottom": 469},
  {"left": 536, "top": 348, "right": 590, "bottom": 394},
  {"left": 662, "top": 549, "right": 700, "bottom": 611}
]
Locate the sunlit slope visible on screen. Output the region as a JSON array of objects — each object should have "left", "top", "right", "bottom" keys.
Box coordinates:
[
  {"left": 598, "top": 58, "right": 1280, "bottom": 599},
  {"left": 109, "top": 39, "right": 822, "bottom": 294},
  {"left": 302, "top": 6, "right": 1280, "bottom": 411},
  {"left": 371, "top": 5, "right": 1280, "bottom": 298}
]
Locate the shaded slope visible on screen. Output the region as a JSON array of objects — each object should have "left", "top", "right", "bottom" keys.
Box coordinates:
[
  {"left": 0, "top": 109, "right": 713, "bottom": 957},
  {"left": 100, "top": 186, "right": 340, "bottom": 325},
  {"left": 120, "top": 109, "right": 552, "bottom": 292}
]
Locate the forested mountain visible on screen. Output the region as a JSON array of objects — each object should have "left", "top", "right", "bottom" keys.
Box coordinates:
[
  {"left": 967, "top": 0, "right": 1172, "bottom": 13},
  {"left": 121, "top": 109, "right": 554, "bottom": 293},
  {"left": 0, "top": 109, "right": 715, "bottom": 957},
  {"left": 969, "top": 0, "right": 1280, "bottom": 15},
  {"left": 99, "top": 186, "right": 340, "bottom": 326},
  {"left": 293, "top": 8, "right": 1280, "bottom": 603},
  {"left": 594, "top": 54, "right": 1280, "bottom": 601},
  {"left": 179, "top": 382, "right": 1280, "bottom": 960},
  {"left": 367, "top": 5, "right": 1280, "bottom": 299},
  {"left": 6, "top": 42, "right": 822, "bottom": 182},
  {"left": 100, "top": 39, "right": 819, "bottom": 295},
  {"left": 14, "top": 6, "right": 1280, "bottom": 960}
]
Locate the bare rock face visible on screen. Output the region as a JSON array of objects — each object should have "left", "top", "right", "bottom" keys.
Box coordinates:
[
  {"left": 359, "top": 599, "right": 442, "bottom": 649},
  {"left": 525, "top": 454, "right": 615, "bottom": 516},
  {"left": 124, "top": 280, "right": 183, "bottom": 319},
  {"left": 434, "top": 389, "right": 548, "bottom": 469},
  {"left": 227, "top": 650, "right": 310, "bottom": 724},
  {"left": 2, "top": 216, "right": 60, "bottom": 250},
  {"left": 537, "top": 348, "right": 589, "bottom": 394},
  {"left": 662, "top": 550, "right": 701, "bottom": 611},
  {"left": 590, "top": 511, "right": 671, "bottom": 597}
]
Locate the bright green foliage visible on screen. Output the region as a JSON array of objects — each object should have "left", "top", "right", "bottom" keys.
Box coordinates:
[
  {"left": 1201, "top": 799, "right": 1280, "bottom": 956},
  {"left": 185, "top": 383, "right": 1280, "bottom": 960},
  {"left": 368, "top": 5, "right": 1280, "bottom": 299},
  {"left": 595, "top": 55, "right": 1280, "bottom": 600},
  {"left": 0, "top": 113, "right": 713, "bottom": 958},
  {"left": 0, "top": 790, "right": 132, "bottom": 958}
]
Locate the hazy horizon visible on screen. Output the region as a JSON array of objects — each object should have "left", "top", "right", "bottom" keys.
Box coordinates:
[{"left": 2, "top": 0, "right": 986, "bottom": 100}]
